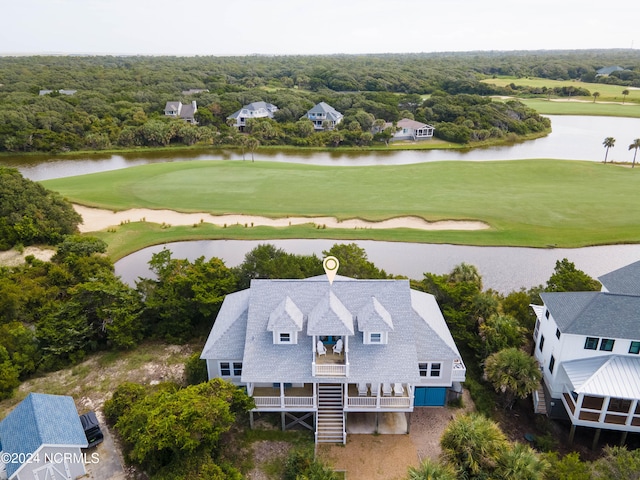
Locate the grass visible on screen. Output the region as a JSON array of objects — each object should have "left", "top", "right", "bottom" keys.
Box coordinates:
[
  {"left": 483, "top": 76, "right": 640, "bottom": 103},
  {"left": 43, "top": 159, "right": 640, "bottom": 253},
  {"left": 519, "top": 98, "right": 640, "bottom": 117}
]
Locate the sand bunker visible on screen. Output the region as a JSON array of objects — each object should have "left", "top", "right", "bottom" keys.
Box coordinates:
[{"left": 73, "top": 205, "right": 489, "bottom": 233}]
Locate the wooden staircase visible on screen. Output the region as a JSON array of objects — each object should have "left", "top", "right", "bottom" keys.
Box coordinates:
[
  {"left": 316, "top": 384, "right": 345, "bottom": 444},
  {"left": 534, "top": 384, "right": 548, "bottom": 415}
]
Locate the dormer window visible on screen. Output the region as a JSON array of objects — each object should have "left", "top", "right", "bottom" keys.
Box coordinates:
[
  {"left": 279, "top": 332, "right": 292, "bottom": 343},
  {"left": 364, "top": 331, "right": 387, "bottom": 344}
]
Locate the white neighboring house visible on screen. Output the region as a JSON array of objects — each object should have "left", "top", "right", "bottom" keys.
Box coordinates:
[
  {"left": 201, "top": 274, "right": 466, "bottom": 444},
  {"left": 389, "top": 118, "right": 434, "bottom": 141},
  {"left": 304, "top": 102, "right": 343, "bottom": 130},
  {"left": 0, "top": 393, "right": 88, "bottom": 480},
  {"left": 227, "top": 101, "right": 278, "bottom": 131},
  {"left": 531, "top": 260, "right": 640, "bottom": 442},
  {"left": 164, "top": 101, "right": 198, "bottom": 124}
]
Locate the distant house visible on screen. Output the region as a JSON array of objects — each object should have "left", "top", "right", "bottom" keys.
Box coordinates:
[
  {"left": 387, "top": 118, "right": 434, "bottom": 141},
  {"left": 181, "top": 88, "right": 209, "bottom": 95},
  {"left": 201, "top": 274, "right": 466, "bottom": 444},
  {"left": 227, "top": 101, "right": 278, "bottom": 131},
  {"left": 531, "top": 260, "right": 640, "bottom": 445},
  {"left": 39, "top": 89, "right": 77, "bottom": 96},
  {"left": 0, "top": 393, "right": 88, "bottom": 480},
  {"left": 596, "top": 66, "right": 625, "bottom": 76},
  {"left": 164, "top": 101, "right": 198, "bottom": 124},
  {"left": 304, "top": 102, "right": 343, "bottom": 130}
]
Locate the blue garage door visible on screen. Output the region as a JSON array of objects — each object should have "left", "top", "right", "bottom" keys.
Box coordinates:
[{"left": 414, "top": 387, "right": 447, "bottom": 406}]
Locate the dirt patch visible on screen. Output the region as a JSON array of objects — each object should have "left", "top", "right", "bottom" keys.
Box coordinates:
[
  {"left": 247, "top": 441, "right": 294, "bottom": 480},
  {"left": 318, "top": 391, "right": 475, "bottom": 480},
  {"left": 0, "top": 246, "right": 56, "bottom": 266}
]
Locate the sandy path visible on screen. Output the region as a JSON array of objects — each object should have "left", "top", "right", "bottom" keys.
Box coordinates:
[{"left": 73, "top": 205, "right": 489, "bottom": 233}]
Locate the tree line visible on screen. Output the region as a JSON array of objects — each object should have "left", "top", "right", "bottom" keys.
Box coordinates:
[{"left": 3, "top": 50, "right": 636, "bottom": 152}]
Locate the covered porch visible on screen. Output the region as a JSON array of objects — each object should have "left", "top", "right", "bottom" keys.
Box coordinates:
[
  {"left": 344, "top": 383, "right": 413, "bottom": 411},
  {"left": 560, "top": 355, "right": 640, "bottom": 446},
  {"left": 249, "top": 383, "right": 316, "bottom": 411}
]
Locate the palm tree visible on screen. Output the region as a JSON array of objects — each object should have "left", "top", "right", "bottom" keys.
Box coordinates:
[
  {"left": 448, "top": 262, "right": 482, "bottom": 290},
  {"left": 440, "top": 413, "right": 508, "bottom": 478},
  {"left": 407, "top": 459, "right": 458, "bottom": 480},
  {"left": 629, "top": 139, "right": 640, "bottom": 168},
  {"left": 603, "top": 137, "right": 616, "bottom": 163},
  {"left": 592, "top": 91, "right": 600, "bottom": 103},
  {"left": 622, "top": 89, "right": 630, "bottom": 104},
  {"left": 496, "top": 443, "right": 549, "bottom": 480},
  {"left": 245, "top": 136, "right": 260, "bottom": 162},
  {"left": 484, "top": 348, "right": 542, "bottom": 409}
]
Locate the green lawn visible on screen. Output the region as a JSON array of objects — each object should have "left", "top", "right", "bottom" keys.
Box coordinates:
[
  {"left": 483, "top": 76, "right": 640, "bottom": 102},
  {"left": 42, "top": 159, "right": 640, "bottom": 254},
  {"left": 519, "top": 98, "right": 640, "bottom": 117}
]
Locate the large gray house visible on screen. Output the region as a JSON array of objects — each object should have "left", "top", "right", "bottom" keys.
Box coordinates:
[
  {"left": 201, "top": 274, "right": 466, "bottom": 443},
  {"left": 227, "top": 101, "right": 279, "bottom": 131},
  {"left": 304, "top": 102, "right": 343, "bottom": 130}
]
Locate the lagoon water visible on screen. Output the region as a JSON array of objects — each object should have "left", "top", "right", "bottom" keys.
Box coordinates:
[
  {"left": 114, "top": 239, "right": 640, "bottom": 294},
  {"left": 5, "top": 114, "right": 640, "bottom": 291},
  {"left": 6, "top": 115, "right": 640, "bottom": 181}
]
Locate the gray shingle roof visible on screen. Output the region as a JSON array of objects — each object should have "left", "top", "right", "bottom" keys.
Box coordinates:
[
  {"left": 598, "top": 260, "right": 640, "bottom": 295},
  {"left": 541, "top": 291, "right": 640, "bottom": 339},
  {"left": 203, "top": 276, "right": 461, "bottom": 385},
  {"left": 0, "top": 393, "right": 87, "bottom": 477}
]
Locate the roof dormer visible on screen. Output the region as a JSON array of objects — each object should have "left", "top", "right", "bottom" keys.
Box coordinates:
[
  {"left": 307, "top": 290, "right": 354, "bottom": 337},
  {"left": 358, "top": 296, "right": 394, "bottom": 345},
  {"left": 267, "top": 296, "right": 303, "bottom": 344}
]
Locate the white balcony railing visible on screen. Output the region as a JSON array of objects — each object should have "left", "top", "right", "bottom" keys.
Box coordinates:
[
  {"left": 253, "top": 396, "right": 314, "bottom": 409},
  {"left": 314, "top": 363, "right": 347, "bottom": 376}
]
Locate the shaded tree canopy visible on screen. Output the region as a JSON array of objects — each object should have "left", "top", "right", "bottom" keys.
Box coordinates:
[
  {"left": 545, "top": 258, "right": 601, "bottom": 292},
  {"left": 0, "top": 167, "right": 81, "bottom": 249}
]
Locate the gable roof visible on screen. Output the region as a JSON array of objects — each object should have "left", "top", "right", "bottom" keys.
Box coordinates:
[
  {"left": 598, "top": 260, "right": 640, "bottom": 295},
  {"left": 228, "top": 101, "right": 278, "bottom": 120},
  {"left": 308, "top": 290, "right": 355, "bottom": 336},
  {"left": 0, "top": 393, "right": 87, "bottom": 477},
  {"left": 357, "top": 296, "right": 394, "bottom": 332},
  {"left": 541, "top": 291, "right": 640, "bottom": 339},
  {"left": 203, "top": 276, "right": 463, "bottom": 385},
  {"left": 267, "top": 296, "right": 304, "bottom": 332}
]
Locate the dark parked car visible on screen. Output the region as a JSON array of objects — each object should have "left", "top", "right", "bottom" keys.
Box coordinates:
[{"left": 79, "top": 411, "right": 104, "bottom": 448}]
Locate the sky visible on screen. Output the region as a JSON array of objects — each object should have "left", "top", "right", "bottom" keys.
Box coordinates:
[{"left": 1, "top": 0, "right": 638, "bottom": 56}]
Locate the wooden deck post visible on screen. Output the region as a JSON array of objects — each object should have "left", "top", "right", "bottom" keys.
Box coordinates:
[
  {"left": 620, "top": 431, "right": 628, "bottom": 446},
  {"left": 568, "top": 424, "right": 576, "bottom": 444},
  {"left": 591, "top": 428, "right": 601, "bottom": 450}
]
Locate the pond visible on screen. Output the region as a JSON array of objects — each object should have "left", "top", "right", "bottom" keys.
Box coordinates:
[
  {"left": 6, "top": 115, "right": 640, "bottom": 181},
  {"left": 114, "top": 239, "right": 640, "bottom": 294}
]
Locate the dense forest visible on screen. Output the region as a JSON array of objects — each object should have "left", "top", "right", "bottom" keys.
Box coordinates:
[{"left": 1, "top": 49, "right": 637, "bottom": 153}]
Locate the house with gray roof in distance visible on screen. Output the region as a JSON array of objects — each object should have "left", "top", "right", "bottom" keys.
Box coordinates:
[
  {"left": 201, "top": 274, "right": 466, "bottom": 444},
  {"left": 531, "top": 259, "right": 640, "bottom": 446},
  {"left": 0, "top": 393, "right": 88, "bottom": 480},
  {"left": 164, "top": 100, "right": 198, "bottom": 124},
  {"left": 227, "top": 101, "right": 278, "bottom": 131},
  {"left": 384, "top": 118, "right": 434, "bottom": 141},
  {"left": 304, "top": 102, "right": 343, "bottom": 130},
  {"left": 596, "top": 65, "right": 625, "bottom": 76}
]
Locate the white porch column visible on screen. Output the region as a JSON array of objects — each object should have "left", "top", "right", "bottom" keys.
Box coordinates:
[
  {"left": 626, "top": 399, "right": 638, "bottom": 426},
  {"left": 247, "top": 383, "right": 254, "bottom": 396},
  {"left": 574, "top": 393, "right": 584, "bottom": 420},
  {"left": 375, "top": 383, "right": 381, "bottom": 409},
  {"left": 280, "top": 382, "right": 285, "bottom": 409},
  {"left": 598, "top": 397, "right": 611, "bottom": 423},
  {"left": 313, "top": 383, "right": 317, "bottom": 408}
]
